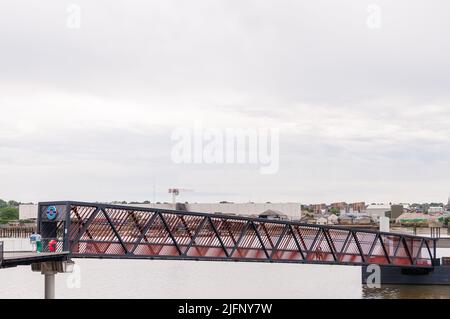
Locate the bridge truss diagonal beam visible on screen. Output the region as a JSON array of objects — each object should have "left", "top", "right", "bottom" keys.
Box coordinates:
[{"left": 37, "top": 201, "right": 437, "bottom": 269}]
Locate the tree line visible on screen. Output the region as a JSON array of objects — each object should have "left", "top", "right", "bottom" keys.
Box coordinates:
[{"left": 0, "top": 199, "right": 20, "bottom": 224}]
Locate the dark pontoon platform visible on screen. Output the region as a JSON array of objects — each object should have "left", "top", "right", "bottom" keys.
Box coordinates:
[{"left": 0, "top": 251, "right": 69, "bottom": 268}]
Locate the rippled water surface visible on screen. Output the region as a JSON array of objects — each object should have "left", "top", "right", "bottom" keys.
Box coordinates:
[
  {"left": 0, "top": 257, "right": 362, "bottom": 299},
  {"left": 1, "top": 239, "right": 449, "bottom": 299},
  {"left": 363, "top": 285, "right": 450, "bottom": 299}
]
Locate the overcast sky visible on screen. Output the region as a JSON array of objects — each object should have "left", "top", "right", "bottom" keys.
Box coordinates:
[{"left": 1, "top": 0, "right": 450, "bottom": 204}]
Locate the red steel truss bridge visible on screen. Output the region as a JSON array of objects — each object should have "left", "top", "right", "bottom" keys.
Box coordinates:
[{"left": 37, "top": 201, "right": 438, "bottom": 269}]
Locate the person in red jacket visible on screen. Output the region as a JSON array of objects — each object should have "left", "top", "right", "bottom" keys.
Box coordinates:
[{"left": 49, "top": 239, "right": 57, "bottom": 252}]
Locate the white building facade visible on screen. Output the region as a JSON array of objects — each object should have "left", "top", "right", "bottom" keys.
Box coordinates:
[
  {"left": 20, "top": 202, "right": 302, "bottom": 220},
  {"left": 364, "top": 204, "right": 391, "bottom": 219}
]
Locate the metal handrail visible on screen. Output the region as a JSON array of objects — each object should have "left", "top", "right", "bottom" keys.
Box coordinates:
[{"left": 38, "top": 200, "right": 438, "bottom": 241}]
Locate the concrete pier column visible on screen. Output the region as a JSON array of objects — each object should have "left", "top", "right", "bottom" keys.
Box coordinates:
[
  {"left": 32, "top": 260, "right": 75, "bottom": 299},
  {"left": 379, "top": 216, "right": 390, "bottom": 232},
  {"left": 44, "top": 271, "right": 56, "bottom": 299}
]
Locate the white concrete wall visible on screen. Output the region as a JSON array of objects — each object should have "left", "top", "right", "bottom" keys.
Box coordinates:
[
  {"left": 126, "top": 202, "right": 302, "bottom": 218},
  {"left": 19, "top": 204, "right": 38, "bottom": 220},
  {"left": 22, "top": 202, "right": 302, "bottom": 220},
  {"left": 364, "top": 208, "right": 389, "bottom": 218},
  {"left": 187, "top": 203, "right": 301, "bottom": 218},
  {"left": 0, "top": 238, "right": 33, "bottom": 251},
  {"left": 379, "top": 216, "right": 390, "bottom": 232}
]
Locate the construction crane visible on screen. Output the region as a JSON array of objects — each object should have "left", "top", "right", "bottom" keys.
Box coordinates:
[{"left": 168, "top": 188, "right": 193, "bottom": 205}]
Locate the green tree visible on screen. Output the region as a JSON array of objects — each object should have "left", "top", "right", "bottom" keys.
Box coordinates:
[
  {"left": 329, "top": 207, "right": 340, "bottom": 216},
  {"left": 0, "top": 207, "right": 19, "bottom": 221},
  {"left": 7, "top": 200, "right": 20, "bottom": 207},
  {"left": 444, "top": 217, "right": 450, "bottom": 227}
]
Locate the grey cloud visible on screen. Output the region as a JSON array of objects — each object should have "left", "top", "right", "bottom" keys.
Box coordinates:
[{"left": 1, "top": 0, "right": 450, "bottom": 203}]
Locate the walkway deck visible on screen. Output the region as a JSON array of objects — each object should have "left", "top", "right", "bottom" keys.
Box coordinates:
[{"left": 0, "top": 251, "right": 69, "bottom": 268}]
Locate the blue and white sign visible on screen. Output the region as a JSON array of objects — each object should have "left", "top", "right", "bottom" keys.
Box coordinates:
[{"left": 46, "top": 206, "right": 58, "bottom": 220}]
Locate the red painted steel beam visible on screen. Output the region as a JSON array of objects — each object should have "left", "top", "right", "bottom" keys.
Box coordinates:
[{"left": 33, "top": 201, "right": 435, "bottom": 268}]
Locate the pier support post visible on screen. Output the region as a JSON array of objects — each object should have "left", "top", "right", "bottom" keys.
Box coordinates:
[
  {"left": 32, "top": 260, "right": 75, "bottom": 299},
  {"left": 44, "top": 271, "right": 56, "bottom": 299},
  {"left": 379, "top": 216, "right": 390, "bottom": 232}
]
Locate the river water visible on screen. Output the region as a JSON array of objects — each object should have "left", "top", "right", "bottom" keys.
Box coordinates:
[
  {"left": 363, "top": 285, "right": 450, "bottom": 299},
  {"left": 363, "top": 247, "right": 450, "bottom": 299},
  {"left": 0, "top": 258, "right": 363, "bottom": 299},
  {"left": 0, "top": 239, "right": 449, "bottom": 299}
]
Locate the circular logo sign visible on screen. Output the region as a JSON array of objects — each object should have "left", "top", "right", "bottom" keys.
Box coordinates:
[{"left": 46, "top": 206, "right": 58, "bottom": 220}]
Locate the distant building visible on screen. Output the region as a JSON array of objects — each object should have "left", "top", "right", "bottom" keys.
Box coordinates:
[
  {"left": 330, "top": 202, "right": 347, "bottom": 214},
  {"left": 327, "top": 214, "right": 339, "bottom": 225},
  {"left": 20, "top": 202, "right": 302, "bottom": 220},
  {"left": 310, "top": 204, "right": 327, "bottom": 214},
  {"left": 353, "top": 216, "right": 372, "bottom": 225},
  {"left": 429, "top": 206, "right": 444, "bottom": 214},
  {"left": 338, "top": 215, "right": 354, "bottom": 225},
  {"left": 349, "top": 202, "right": 365, "bottom": 213},
  {"left": 316, "top": 216, "right": 328, "bottom": 225},
  {"left": 390, "top": 205, "right": 404, "bottom": 221},
  {"left": 399, "top": 203, "right": 411, "bottom": 210},
  {"left": 131, "top": 202, "right": 302, "bottom": 219},
  {"left": 299, "top": 215, "right": 316, "bottom": 224},
  {"left": 395, "top": 213, "right": 430, "bottom": 225},
  {"left": 364, "top": 203, "right": 391, "bottom": 219},
  {"left": 18, "top": 204, "right": 38, "bottom": 220},
  {"left": 301, "top": 210, "right": 311, "bottom": 217},
  {"left": 258, "top": 209, "right": 288, "bottom": 220}
]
